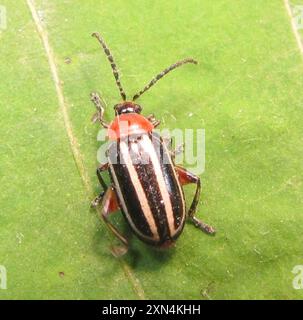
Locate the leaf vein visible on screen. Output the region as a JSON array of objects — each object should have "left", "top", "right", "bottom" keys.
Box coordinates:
[{"left": 25, "top": 0, "right": 145, "bottom": 300}]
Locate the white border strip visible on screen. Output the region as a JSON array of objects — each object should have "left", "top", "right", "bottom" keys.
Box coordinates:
[{"left": 284, "top": 0, "right": 303, "bottom": 54}]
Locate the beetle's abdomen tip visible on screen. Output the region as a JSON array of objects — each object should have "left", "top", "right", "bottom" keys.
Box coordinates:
[{"left": 158, "top": 239, "right": 176, "bottom": 250}]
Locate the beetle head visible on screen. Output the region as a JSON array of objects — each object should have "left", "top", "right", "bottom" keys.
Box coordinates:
[{"left": 114, "top": 101, "right": 142, "bottom": 115}]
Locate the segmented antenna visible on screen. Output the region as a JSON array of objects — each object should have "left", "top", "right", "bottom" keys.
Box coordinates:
[
  {"left": 132, "top": 58, "right": 198, "bottom": 101},
  {"left": 92, "top": 32, "right": 127, "bottom": 101}
]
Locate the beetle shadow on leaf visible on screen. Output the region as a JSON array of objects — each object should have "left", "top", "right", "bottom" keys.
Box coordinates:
[
  {"left": 92, "top": 213, "right": 176, "bottom": 271},
  {"left": 124, "top": 241, "right": 177, "bottom": 271}
]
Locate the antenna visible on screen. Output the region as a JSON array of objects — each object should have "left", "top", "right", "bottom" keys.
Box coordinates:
[
  {"left": 132, "top": 58, "right": 198, "bottom": 101},
  {"left": 92, "top": 32, "right": 127, "bottom": 101}
]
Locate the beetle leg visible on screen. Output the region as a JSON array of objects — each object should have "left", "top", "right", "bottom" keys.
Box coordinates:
[
  {"left": 90, "top": 92, "right": 109, "bottom": 128},
  {"left": 162, "top": 136, "right": 172, "bottom": 148},
  {"left": 175, "top": 166, "right": 216, "bottom": 235},
  {"left": 91, "top": 163, "right": 109, "bottom": 208},
  {"left": 171, "top": 143, "right": 184, "bottom": 159},
  {"left": 164, "top": 138, "right": 183, "bottom": 161},
  {"left": 96, "top": 163, "right": 109, "bottom": 192},
  {"left": 91, "top": 192, "right": 105, "bottom": 208},
  {"left": 147, "top": 113, "right": 161, "bottom": 128},
  {"left": 92, "top": 166, "right": 128, "bottom": 255},
  {"left": 100, "top": 186, "right": 129, "bottom": 251}
]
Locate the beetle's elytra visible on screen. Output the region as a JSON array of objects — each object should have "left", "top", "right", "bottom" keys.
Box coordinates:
[{"left": 90, "top": 32, "right": 215, "bottom": 253}]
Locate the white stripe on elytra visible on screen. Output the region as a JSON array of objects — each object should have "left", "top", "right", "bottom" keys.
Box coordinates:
[
  {"left": 140, "top": 134, "right": 176, "bottom": 237},
  {"left": 110, "top": 142, "right": 160, "bottom": 241},
  {"left": 109, "top": 162, "right": 158, "bottom": 242}
]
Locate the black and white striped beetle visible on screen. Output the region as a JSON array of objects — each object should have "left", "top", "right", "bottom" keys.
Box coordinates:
[{"left": 90, "top": 33, "right": 215, "bottom": 252}]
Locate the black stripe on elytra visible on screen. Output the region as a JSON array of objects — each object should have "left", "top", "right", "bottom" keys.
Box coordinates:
[
  {"left": 107, "top": 140, "right": 154, "bottom": 240},
  {"left": 150, "top": 132, "right": 186, "bottom": 232},
  {"left": 132, "top": 136, "right": 170, "bottom": 243}
]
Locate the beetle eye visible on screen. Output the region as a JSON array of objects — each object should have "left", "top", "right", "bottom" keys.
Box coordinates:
[
  {"left": 114, "top": 103, "right": 142, "bottom": 115},
  {"left": 135, "top": 104, "right": 142, "bottom": 114}
]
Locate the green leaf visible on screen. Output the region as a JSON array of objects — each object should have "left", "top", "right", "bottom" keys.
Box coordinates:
[{"left": 0, "top": 0, "right": 302, "bottom": 299}]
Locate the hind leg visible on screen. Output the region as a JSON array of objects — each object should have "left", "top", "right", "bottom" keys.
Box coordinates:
[
  {"left": 95, "top": 185, "right": 128, "bottom": 256},
  {"left": 92, "top": 164, "right": 128, "bottom": 255},
  {"left": 100, "top": 186, "right": 128, "bottom": 248},
  {"left": 175, "top": 166, "right": 215, "bottom": 235}
]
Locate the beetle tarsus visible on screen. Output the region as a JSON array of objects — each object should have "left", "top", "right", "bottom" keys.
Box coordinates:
[
  {"left": 147, "top": 114, "right": 161, "bottom": 128},
  {"left": 190, "top": 216, "right": 216, "bottom": 235},
  {"left": 91, "top": 192, "right": 105, "bottom": 208},
  {"left": 90, "top": 92, "right": 109, "bottom": 128}
]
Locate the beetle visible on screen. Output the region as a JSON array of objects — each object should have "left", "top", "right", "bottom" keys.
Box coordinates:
[{"left": 90, "top": 32, "right": 215, "bottom": 252}]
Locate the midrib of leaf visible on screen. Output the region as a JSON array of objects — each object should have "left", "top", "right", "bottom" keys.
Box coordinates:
[{"left": 25, "top": 0, "right": 145, "bottom": 300}]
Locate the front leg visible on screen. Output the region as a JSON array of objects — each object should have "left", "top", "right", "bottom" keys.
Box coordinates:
[
  {"left": 175, "top": 166, "right": 216, "bottom": 235},
  {"left": 147, "top": 113, "right": 161, "bottom": 128},
  {"left": 90, "top": 92, "right": 109, "bottom": 128}
]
